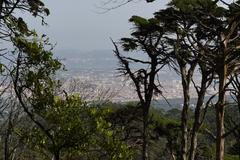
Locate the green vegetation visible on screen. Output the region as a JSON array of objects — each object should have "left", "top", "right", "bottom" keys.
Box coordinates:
[{"left": 0, "top": 0, "right": 240, "bottom": 160}]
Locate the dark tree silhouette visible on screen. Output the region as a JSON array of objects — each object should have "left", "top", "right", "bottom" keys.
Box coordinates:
[{"left": 113, "top": 15, "right": 172, "bottom": 160}]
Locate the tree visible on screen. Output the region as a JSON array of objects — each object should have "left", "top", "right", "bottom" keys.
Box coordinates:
[
  {"left": 6, "top": 34, "right": 134, "bottom": 159},
  {"left": 113, "top": 15, "right": 172, "bottom": 160},
  {"left": 0, "top": 0, "right": 50, "bottom": 102},
  {"left": 176, "top": 1, "right": 240, "bottom": 159},
  {"left": 10, "top": 34, "right": 62, "bottom": 160},
  {"left": 154, "top": 1, "right": 240, "bottom": 159},
  {"left": 228, "top": 74, "right": 240, "bottom": 158},
  {"left": 0, "top": 1, "right": 62, "bottom": 159},
  {"left": 0, "top": 0, "right": 49, "bottom": 39},
  {"left": 0, "top": 0, "right": 51, "bottom": 154},
  {"left": 0, "top": 0, "right": 50, "bottom": 69},
  {"left": 0, "top": 97, "right": 22, "bottom": 160},
  {"left": 112, "top": 1, "right": 240, "bottom": 159},
  {"left": 152, "top": 6, "right": 207, "bottom": 160},
  {"left": 108, "top": 1, "right": 214, "bottom": 159},
  {"left": 20, "top": 94, "right": 133, "bottom": 160}
]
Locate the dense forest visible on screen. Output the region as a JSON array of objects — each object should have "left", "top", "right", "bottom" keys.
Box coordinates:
[{"left": 0, "top": 0, "right": 240, "bottom": 160}]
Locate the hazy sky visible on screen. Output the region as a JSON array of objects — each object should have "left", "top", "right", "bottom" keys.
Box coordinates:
[{"left": 26, "top": 0, "right": 168, "bottom": 51}]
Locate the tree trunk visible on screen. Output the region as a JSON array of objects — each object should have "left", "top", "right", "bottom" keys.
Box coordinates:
[
  {"left": 181, "top": 81, "right": 190, "bottom": 160},
  {"left": 4, "top": 110, "right": 13, "bottom": 160},
  {"left": 189, "top": 77, "right": 207, "bottom": 160},
  {"left": 142, "top": 115, "right": 148, "bottom": 160},
  {"left": 216, "top": 105, "right": 225, "bottom": 160},
  {"left": 170, "top": 146, "right": 176, "bottom": 160},
  {"left": 52, "top": 150, "right": 60, "bottom": 160},
  {"left": 215, "top": 63, "right": 227, "bottom": 160},
  {"left": 141, "top": 57, "right": 156, "bottom": 160},
  {"left": 178, "top": 57, "right": 196, "bottom": 160},
  {"left": 189, "top": 132, "right": 198, "bottom": 160},
  {"left": 142, "top": 104, "right": 150, "bottom": 160},
  {"left": 0, "top": 0, "right": 4, "bottom": 14},
  {"left": 171, "top": 153, "right": 176, "bottom": 160},
  {"left": 4, "top": 135, "right": 9, "bottom": 160}
]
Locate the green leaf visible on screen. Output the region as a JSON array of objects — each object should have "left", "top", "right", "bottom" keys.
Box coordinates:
[{"left": 129, "top": 15, "right": 148, "bottom": 26}]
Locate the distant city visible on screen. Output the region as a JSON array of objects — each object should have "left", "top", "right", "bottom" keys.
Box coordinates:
[{"left": 55, "top": 49, "right": 217, "bottom": 103}]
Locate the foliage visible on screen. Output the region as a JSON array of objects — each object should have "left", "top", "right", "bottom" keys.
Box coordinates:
[
  {"left": 18, "top": 95, "right": 134, "bottom": 160},
  {"left": 1, "top": 0, "right": 240, "bottom": 160}
]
